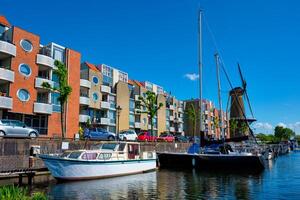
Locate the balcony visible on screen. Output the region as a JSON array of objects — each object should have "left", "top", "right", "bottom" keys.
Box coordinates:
[
  {"left": 205, "top": 110, "right": 209, "bottom": 115},
  {"left": 35, "top": 77, "right": 54, "bottom": 89},
  {"left": 178, "top": 118, "right": 183, "bottom": 123},
  {"left": 80, "top": 96, "right": 90, "bottom": 105},
  {"left": 79, "top": 114, "right": 90, "bottom": 123},
  {"left": 34, "top": 102, "right": 52, "bottom": 114},
  {"left": 169, "top": 127, "right": 175, "bottom": 132},
  {"left": 135, "top": 122, "right": 141, "bottom": 128},
  {"left": 0, "top": 67, "right": 14, "bottom": 82},
  {"left": 80, "top": 79, "right": 91, "bottom": 89},
  {"left": 100, "top": 117, "right": 110, "bottom": 125},
  {"left": 0, "top": 40, "right": 16, "bottom": 59},
  {"left": 101, "top": 101, "right": 110, "bottom": 109},
  {"left": 36, "top": 54, "right": 54, "bottom": 68},
  {"left": 178, "top": 107, "right": 183, "bottom": 113},
  {"left": 169, "top": 116, "right": 174, "bottom": 121},
  {"left": 0, "top": 96, "right": 12, "bottom": 109},
  {"left": 101, "top": 85, "right": 111, "bottom": 93},
  {"left": 178, "top": 128, "right": 183, "bottom": 133},
  {"left": 204, "top": 120, "right": 209, "bottom": 124},
  {"left": 169, "top": 105, "right": 175, "bottom": 110},
  {"left": 135, "top": 95, "right": 141, "bottom": 101}
]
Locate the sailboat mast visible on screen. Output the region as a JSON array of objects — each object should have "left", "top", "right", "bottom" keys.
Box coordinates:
[
  {"left": 214, "top": 53, "right": 225, "bottom": 140},
  {"left": 198, "top": 9, "right": 203, "bottom": 141}
]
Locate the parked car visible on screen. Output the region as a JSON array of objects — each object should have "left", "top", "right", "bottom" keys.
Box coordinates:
[
  {"left": 157, "top": 132, "right": 175, "bottom": 142},
  {"left": 119, "top": 130, "right": 138, "bottom": 141},
  {"left": 137, "top": 132, "right": 157, "bottom": 142},
  {"left": 175, "top": 135, "right": 189, "bottom": 142},
  {"left": 84, "top": 127, "right": 116, "bottom": 141},
  {"left": 0, "top": 119, "right": 39, "bottom": 138}
]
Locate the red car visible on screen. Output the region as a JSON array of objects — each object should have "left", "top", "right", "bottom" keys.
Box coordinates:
[
  {"left": 137, "top": 132, "right": 157, "bottom": 142},
  {"left": 157, "top": 133, "right": 175, "bottom": 142}
]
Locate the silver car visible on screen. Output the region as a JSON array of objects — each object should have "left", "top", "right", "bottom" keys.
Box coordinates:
[{"left": 0, "top": 119, "right": 39, "bottom": 138}]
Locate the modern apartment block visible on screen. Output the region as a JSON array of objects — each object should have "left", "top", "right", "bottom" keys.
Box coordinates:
[
  {"left": 0, "top": 16, "right": 81, "bottom": 138},
  {"left": 183, "top": 99, "right": 230, "bottom": 139},
  {"left": 79, "top": 62, "right": 129, "bottom": 133}
]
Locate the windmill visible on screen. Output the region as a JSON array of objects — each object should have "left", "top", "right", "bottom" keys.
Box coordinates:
[{"left": 229, "top": 64, "right": 256, "bottom": 138}]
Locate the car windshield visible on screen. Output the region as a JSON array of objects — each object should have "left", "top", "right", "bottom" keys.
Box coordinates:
[
  {"left": 98, "top": 128, "right": 107, "bottom": 133},
  {"left": 1, "top": 120, "right": 10, "bottom": 125}
]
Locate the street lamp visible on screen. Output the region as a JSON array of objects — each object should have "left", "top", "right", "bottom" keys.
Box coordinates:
[{"left": 116, "top": 105, "right": 122, "bottom": 141}]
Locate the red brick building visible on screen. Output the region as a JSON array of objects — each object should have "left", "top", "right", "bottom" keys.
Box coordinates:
[{"left": 0, "top": 16, "right": 80, "bottom": 138}]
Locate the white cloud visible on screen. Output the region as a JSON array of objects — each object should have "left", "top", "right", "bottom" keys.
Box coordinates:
[
  {"left": 287, "top": 122, "right": 300, "bottom": 129},
  {"left": 253, "top": 122, "right": 273, "bottom": 130},
  {"left": 184, "top": 73, "right": 199, "bottom": 81},
  {"left": 277, "top": 122, "right": 287, "bottom": 128}
]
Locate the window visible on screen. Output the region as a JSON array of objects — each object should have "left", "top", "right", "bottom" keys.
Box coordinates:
[
  {"left": 19, "top": 64, "right": 31, "bottom": 77},
  {"left": 17, "top": 89, "right": 30, "bottom": 102},
  {"left": 20, "top": 39, "right": 33, "bottom": 52},
  {"left": 92, "top": 76, "right": 99, "bottom": 85},
  {"left": 68, "top": 152, "right": 82, "bottom": 159},
  {"left": 53, "top": 47, "right": 65, "bottom": 62},
  {"left": 129, "top": 114, "right": 135, "bottom": 127},
  {"left": 93, "top": 92, "right": 99, "bottom": 101},
  {"left": 119, "top": 71, "right": 128, "bottom": 82},
  {"left": 11, "top": 120, "right": 25, "bottom": 127},
  {"left": 143, "top": 118, "right": 147, "bottom": 125},
  {"left": 129, "top": 99, "right": 135, "bottom": 112}
]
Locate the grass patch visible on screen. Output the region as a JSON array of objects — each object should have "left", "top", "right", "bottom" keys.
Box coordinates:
[{"left": 0, "top": 185, "right": 47, "bottom": 200}]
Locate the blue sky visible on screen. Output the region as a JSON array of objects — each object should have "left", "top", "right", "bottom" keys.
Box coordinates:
[{"left": 2, "top": 0, "right": 300, "bottom": 133}]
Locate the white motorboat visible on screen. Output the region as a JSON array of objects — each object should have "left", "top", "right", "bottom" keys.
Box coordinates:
[{"left": 39, "top": 142, "right": 156, "bottom": 181}]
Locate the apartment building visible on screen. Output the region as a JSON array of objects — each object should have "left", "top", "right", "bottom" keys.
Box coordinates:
[
  {"left": 183, "top": 99, "right": 230, "bottom": 139},
  {"left": 0, "top": 16, "right": 81, "bottom": 138},
  {"left": 79, "top": 63, "right": 129, "bottom": 133},
  {"left": 131, "top": 80, "right": 185, "bottom": 136}
]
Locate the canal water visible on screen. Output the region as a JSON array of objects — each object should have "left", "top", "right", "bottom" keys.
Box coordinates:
[{"left": 30, "top": 152, "right": 300, "bottom": 199}]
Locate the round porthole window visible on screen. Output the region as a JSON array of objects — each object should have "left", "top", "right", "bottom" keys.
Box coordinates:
[
  {"left": 93, "top": 93, "right": 99, "bottom": 101},
  {"left": 19, "top": 64, "right": 31, "bottom": 77},
  {"left": 17, "top": 89, "right": 30, "bottom": 102},
  {"left": 92, "top": 76, "right": 99, "bottom": 85},
  {"left": 20, "top": 39, "right": 33, "bottom": 52}
]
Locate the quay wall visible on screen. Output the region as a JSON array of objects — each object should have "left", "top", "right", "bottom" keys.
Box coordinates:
[
  {"left": 0, "top": 138, "right": 290, "bottom": 172},
  {"left": 0, "top": 138, "right": 191, "bottom": 172}
]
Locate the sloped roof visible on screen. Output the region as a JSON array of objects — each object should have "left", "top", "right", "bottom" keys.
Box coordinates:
[
  {"left": 128, "top": 79, "right": 135, "bottom": 85},
  {"left": 132, "top": 80, "right": 144, "bottom": 87},
  {"left": 0, "top": 16, "right": 10, "bottom": 27},
  {"left": 85, "top": 62, "right": 99, "bottom": 72}
]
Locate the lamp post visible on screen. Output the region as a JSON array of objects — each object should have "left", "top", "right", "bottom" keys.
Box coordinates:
[{"left": 116, "top": 105, "right": 122, "bottom": 141}]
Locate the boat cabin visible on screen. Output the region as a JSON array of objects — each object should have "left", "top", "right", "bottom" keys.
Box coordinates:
[{"left": 59, "top": 142, "right": 155, "bottom": 161}]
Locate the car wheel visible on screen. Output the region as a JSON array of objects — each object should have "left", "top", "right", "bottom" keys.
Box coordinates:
[
  {"left": 108, "top": 136, "right": 115, "bottom": 141},
  {"left": 0, "top": 131, "right": 5, "bottom": 137},
  {"left": 29, "top": 132, "right": 37, "bottom": 139}
]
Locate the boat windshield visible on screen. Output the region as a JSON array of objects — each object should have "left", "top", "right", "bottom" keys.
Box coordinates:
[
  {"left": 68, "top": 152, "right": 82, "bottom": 159},
  {"left": 101, "top": 143, "right": 117, "bottom": 151},
  {"left": 82, "top": 152, "right": 98, "bottom": 160},
  {"left": 60, "top": 151, "right": 71, "bottom": 158}
]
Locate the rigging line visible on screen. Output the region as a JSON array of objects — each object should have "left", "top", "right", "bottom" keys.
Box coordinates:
[{"left": 203, "top": 14, "right": 257, "bottom": 141}]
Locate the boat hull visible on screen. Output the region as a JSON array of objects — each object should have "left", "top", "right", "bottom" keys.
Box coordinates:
[
  {"left": 39, "top": 155, "right": 156, "bottom": 181},
  {"left": 158, "top": 153, "right": 265, "bottom": 172}
]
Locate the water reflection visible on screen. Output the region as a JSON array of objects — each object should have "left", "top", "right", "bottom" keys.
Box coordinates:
[
  {"left": 46, "top": 153, "right": 300, "bottom": 199},
  {"left": 48, "top": 172, "right": 158, "bottom": 200}
]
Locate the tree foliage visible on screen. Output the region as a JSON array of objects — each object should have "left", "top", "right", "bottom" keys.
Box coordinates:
[
  {"left": 185, "top": 103, "right": 197, "bottom": 138},
  {"left": 42, "top": 60, "right": 72, "bottom": 138},
  {"left": 137, "top": 91, "right": 163, "bottom": 136},
  {"left": 274, "top": 126, "right": 295, "bottom": 141}
]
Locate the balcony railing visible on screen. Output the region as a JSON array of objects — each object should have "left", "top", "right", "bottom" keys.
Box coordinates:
[
  {"left": 79, "top": 114, "right": 90, "bottom": 123},
  {"left": 36, "top": 54, "right": 54, "bottom": 68},
  {"left": 34, "top": 102, "right": 52, "bottom": 114},
  {"left": 0, "top": 96, "right": 12, "bottom": 109},
  {"left": 0, "top": 67, "right": 14, "bottom": 82},
  {"left": 80, "top": 79, "right": 91, "bottom": 88},
  {"left": 35, "top": 77, "right": 54, "bottom": 89},
  {"left": 101, "top": 85, "right": 111, "bottom": 93},
  {"left": 80, "top": 96, "right": 90, "bottom": 105},
  {"left": 101, "top": 101, "right": 110, "bottom": 109},
  {"left": 0, "top": 40, "right": 16, "bottom": 58}
]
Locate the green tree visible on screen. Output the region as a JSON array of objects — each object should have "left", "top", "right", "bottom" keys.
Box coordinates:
[
  {"left": 42, "top": 60, "right": 72, "bottom": 138},
  {"left": 229, "top": 119, "right": 238, "bottom": 136},
  {"left": 274, "top": 126, "right": 295, "bottom": 141},
  {"left": 137, "top": 91, "right": 163, "bottom": 137},
  {"left": 185, "top": 103, "right": 197, "bottom": 138},
  {"left": 240, "top": 121, "right": 249, "bottom": 134}
]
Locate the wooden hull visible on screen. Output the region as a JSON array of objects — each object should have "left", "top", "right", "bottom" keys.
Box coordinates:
[
  {"left": 158, "top": 152, "right": 265, "bottom": 172},
  {"left": 39, "top": 155, "right": 157, "bottom": 181}
]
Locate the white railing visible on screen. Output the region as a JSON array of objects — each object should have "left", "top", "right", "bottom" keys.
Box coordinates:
[
  {"left": 36, "top": 54, "right": 54, "bottom": 68},
  {"left": 80, "top": 79, "right": 91, "bottom": 88},
  {"left": 0, "top": 40, "right": 16, "bottom": 57},
  {"left": 0, "top": 67, "right": 14, "bottom": 82},
  {"left": 34, "top": 102, "right": 52, "bottom": 114},
  {"left": 0, "top": 96, "right": 12, "bottom": 109}
]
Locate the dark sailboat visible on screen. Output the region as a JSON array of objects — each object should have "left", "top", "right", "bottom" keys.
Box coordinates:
[{"left": 157, "top": 9, "right": 266, "bottom": 172}]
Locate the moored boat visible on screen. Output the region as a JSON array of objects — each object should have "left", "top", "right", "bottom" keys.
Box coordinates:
[{"left": 39, "top": 142, "right": 156, "bottom": 181}]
